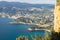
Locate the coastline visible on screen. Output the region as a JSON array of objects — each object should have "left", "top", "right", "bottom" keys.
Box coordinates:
[
  {"left": 10, "top": 21, "right": 51, "bottom": 32},
  {"left": 9, "top": 21, "right": 40, "bottom": 25},
  {"left": 10, "top": 21, "right": 50, "bottom": 26}
]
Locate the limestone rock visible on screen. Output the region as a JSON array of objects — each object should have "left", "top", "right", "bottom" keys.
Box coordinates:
[{"left": 54, "top": 0, "right": 60, "bottom": 32}]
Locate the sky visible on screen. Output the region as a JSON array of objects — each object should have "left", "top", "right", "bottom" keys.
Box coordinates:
[{"left": 0, "top": 0, "right": 56, "bottom": 4}]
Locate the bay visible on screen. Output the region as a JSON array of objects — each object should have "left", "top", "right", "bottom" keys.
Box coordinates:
[{"left": 0, "top": 17, "right": 46, "bottom": 40}]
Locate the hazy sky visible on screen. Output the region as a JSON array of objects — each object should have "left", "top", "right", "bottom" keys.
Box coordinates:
[{"left": 0, "top": 0, "right": 56, "bottom": 4}]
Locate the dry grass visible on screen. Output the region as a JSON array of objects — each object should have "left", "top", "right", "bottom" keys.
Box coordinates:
[{"left": 56, "top": 0, "right": 60, "bottom": 6}]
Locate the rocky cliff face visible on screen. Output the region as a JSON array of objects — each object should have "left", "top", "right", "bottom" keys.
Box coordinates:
[{"left": 54, "top": 0, "right": 60, "bottom": 32}]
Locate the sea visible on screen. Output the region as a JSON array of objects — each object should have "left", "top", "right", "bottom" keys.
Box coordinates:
[{"left": 0, "top": 17, "right": 48, "bottom": 40}]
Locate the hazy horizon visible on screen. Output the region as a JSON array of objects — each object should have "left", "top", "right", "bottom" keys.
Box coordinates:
[{"left": 0, "top": 0, "right": 56, "bottom": 4}]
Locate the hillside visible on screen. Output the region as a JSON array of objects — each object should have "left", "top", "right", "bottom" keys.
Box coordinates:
[{"left": 0, "top": 1, "right": 54, "bottom": 16}]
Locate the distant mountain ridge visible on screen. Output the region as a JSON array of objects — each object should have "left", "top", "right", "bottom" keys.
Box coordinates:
[{"left": 0, "top": 1, "right": 54, "bottom": 8}]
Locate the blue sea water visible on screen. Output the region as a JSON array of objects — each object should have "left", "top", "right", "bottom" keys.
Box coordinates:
[{"left": 0, "top": 17, "right": 47, "bottom": 40}]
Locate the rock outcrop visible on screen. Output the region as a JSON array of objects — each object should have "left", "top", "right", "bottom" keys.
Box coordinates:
[{"left": 54, "top": 0, "right": 60, "bottom": 32}]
